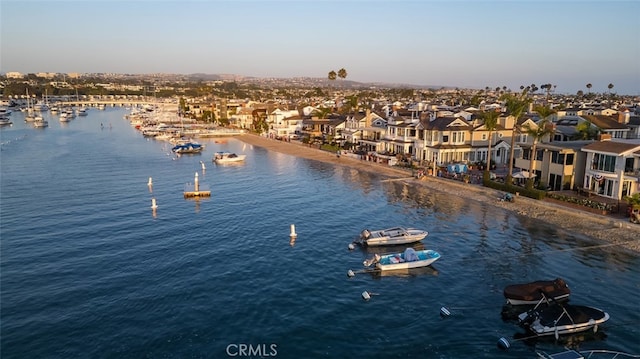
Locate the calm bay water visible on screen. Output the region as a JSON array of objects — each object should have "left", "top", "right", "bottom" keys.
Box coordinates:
[{"left": 1, "top": 108, "right": 639, "bottom": 358}]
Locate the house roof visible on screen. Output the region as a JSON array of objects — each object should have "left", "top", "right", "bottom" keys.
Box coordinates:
[
  {"left": 581, "top": 140, "right": 640, "bottom": 155},
  {"left": 581, "top": 115, "right": 629, "bottom": 130},
  {"left": 419, "top": 117, "right": 473, "bottom": 131}
]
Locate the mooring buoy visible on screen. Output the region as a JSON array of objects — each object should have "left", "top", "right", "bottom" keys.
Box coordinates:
[
  {"left": 497, "top": 337, "right": 511, "bottom": 350},
  {"left": 440, "top": 306, "right": 451, "bottom": 317}
]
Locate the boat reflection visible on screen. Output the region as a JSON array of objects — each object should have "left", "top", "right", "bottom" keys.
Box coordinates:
[{"left": 368, "top": 264, "right": 439, "bottom": 279}]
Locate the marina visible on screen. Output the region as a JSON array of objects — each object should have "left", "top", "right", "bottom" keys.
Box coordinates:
[{"left": 1, "top": 107, "right": 638, "bottom": 358}]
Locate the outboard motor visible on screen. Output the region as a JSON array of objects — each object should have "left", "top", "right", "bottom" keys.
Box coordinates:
[
  {"left": 360, "top": 229, "right": 371, "bottom": 239},
  {"left": 363, "top": 254, "right": 380, "bottom": 267}
]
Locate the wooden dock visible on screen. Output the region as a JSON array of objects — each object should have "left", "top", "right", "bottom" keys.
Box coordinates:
[{"left": 183, "top": 172, "right": 211, "bottom": 198}]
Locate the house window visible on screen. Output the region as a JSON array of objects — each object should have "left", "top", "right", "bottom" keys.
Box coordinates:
[
  {"left": 625, "top": 157, "right": 634, "bottom": 172},
  {"left": 536, "top": 149, "right": 544, "bottom": 161},
  {"left": 443, "top": 135, "right": 449, "bottom": 142},
  {"left": 482, "top": 134, "right": 487, "bottom": 140},
  {"left": 523, "top": 149, "right": 531, "bottom": 160},
  {"left": 592, "top": 153, "right": 616, "bottom": 173},
  {"left": 551, "top": 151, "right": 566, "bottom": 164},
  {"left": 566, "top": 153, "right": 574, "bottom": 165},
  {"left": 452, "top": 131, "right": 465, "bottom": 143}
]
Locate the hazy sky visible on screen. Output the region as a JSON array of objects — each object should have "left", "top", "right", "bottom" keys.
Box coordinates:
[{"left": 2, "top": 0, "right": 639, "bottom": 95}]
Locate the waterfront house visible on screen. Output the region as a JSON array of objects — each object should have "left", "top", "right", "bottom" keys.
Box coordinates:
[
  {"left": 357, "top": 111, "right": 387, "bottom": 153},
  {"left": 379, "top": 110, "right": 420, "bottom": 156},
  {"left": 414, "top": 116, "right": 474, "bottom": 165},
  {"left": 581, "top": 138, "right": 640, "bottom": 199}
]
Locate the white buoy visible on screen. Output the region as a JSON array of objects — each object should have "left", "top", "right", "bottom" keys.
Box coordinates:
[
  {"left": 497, "top": 337, "right": 511, "bottom": 350},
  {"left": 151, "top": 198, "right": 158, "bottom": 209},
  {"left": 200, "top": 161, "right": 206, "bottom": 171},
  {"left": 348, "top": 243, "right": 355, "bottom": 250},
  {"left": 148, "top": 177, "right": 153, "bottom": 186},
  {"left": 347, "top": 270, "right": 355, "bottom": 278},
  {"left": 290, "top": 224, "right": 297, "bottom": 238},
  {"left": 362, "top": 291, "right": 371, "bottom": 301},
  {"left": 440, "top": 306, "right": 451, "bottom": 317},
  {"left": 194, "top": 172, "right": 199, "bottom": 192}
]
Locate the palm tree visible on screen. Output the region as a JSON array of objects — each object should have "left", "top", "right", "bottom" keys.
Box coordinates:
[
  {"left": 586, "top": 83, "right": 592, "bottom": 94},
  {"left": 522, "top": 105, "right": 556, "bottom": 189},
  {"left": 479, "top": 110, "right": 500, "bottom": 181},
  {"left": 312, "top": 106, "right": 332, "bottom": 119},
  {"left": 337, "top": 68, "right": 347, "bottom": 85},
  {"left": 574, "top": 120, "right": 599, "bottom": 140},
  {"left": 608, "top": 83, "right": 614, "bottom": 94},
  {"left": 328, "top": 70, "right": 337, "bottom": 89},
  {"left": 503, "top": 89, "right": 531, "bottom": 186}
]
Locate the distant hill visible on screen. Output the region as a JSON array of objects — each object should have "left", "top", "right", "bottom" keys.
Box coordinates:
[{"left": 185, "top": 73, "right": 447, "bottom": 90}]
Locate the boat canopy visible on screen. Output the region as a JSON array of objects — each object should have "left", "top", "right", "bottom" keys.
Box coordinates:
[{"left": 404, "top": 247, "right": 419, "bottom": 262}]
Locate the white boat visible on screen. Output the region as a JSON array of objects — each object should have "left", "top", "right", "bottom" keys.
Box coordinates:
[
  {"left": 0, "top": 116, "right": 12, "bottom": 126},
  {"left": 363, "top": 248, "right": 440, "bottom": 271},
  {"left": 33, "top": 116, "right": 48, "bottom": 128},
  {"left": 213, "top": 152, "right": 246, "bottom": 163},
  {"left": 356, "top": 227, "right": 428, "bottom": 246},
  {"left": 536, "top": 349, "right": 640, "bottom": 359},
  {"left": 518, "top": 303, "right": 610, "bottom": 337}
]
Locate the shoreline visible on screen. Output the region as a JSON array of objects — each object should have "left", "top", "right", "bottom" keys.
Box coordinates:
[{"left": 237, "top": 133, "right": 640, "bottom": 254}]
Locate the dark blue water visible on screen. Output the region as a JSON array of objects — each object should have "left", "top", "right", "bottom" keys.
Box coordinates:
[{"left": 1, "top": 108, "right": 639, "bottom": 358}]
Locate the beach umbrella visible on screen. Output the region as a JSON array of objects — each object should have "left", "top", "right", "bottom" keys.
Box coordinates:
[{"left": 512, "top": 170, "right": 536, "bottom": 179}]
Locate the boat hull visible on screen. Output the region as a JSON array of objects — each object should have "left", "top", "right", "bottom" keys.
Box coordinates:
[
  {"left": 520, "top": 304, "right": 609, "bottom": 337},
  {"left": 371, "top": 248, "right": 440, "bottom": 271},
  {"left": 213, "top": 152, "right": 246, "bottom": 163},
  {"left": 504, "top": 278, "right": 570, "bottom": 305},
  {"left": 359, "top": 227, "right": 428, "bottom": 246}
]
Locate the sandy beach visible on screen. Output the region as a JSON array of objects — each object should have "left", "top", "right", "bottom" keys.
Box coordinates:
[{"left": 238, "top": 133, "right": 640, "bottom": 253}]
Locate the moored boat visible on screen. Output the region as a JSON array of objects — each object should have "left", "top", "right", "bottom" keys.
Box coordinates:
[
  {"left": 536, "top": 349, "right": 640, "bottom": 359},
  {"left": 518, "top": 302, "right": 609, "bottom": 337},
  {"left": 213, "top": 152, "right": 246, "bottom": 163},
  {"left": 356, "top": 227, "right": 428, "bottom": 246},
  {"left": 363, "top": 247, "right": 440, "bottom": 271},
  {"left": 172, "top": 141, "right": 205, "bottom": 154},
  {"left": 504, "top": 278, "right": 570, "bottom": 305}
]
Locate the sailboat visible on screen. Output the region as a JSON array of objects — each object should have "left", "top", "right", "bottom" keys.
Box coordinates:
[{"left": 24, "top": 89, "right": 36, "bottom": 122}]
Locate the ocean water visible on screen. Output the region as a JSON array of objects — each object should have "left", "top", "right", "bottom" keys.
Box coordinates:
[{"left": 1, "top": 108, "right": 638, "bottom": 359}]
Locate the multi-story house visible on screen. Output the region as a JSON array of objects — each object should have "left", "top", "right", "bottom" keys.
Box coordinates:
[
  {"left": 379, "top": 110, "right": 420, "bottom": 156},
  {"left": 520, "top": 141, "right": 592, "bottom": 191},
  {"left": 268, "top": 108, "right": 301, "bottom": 139},
  {"left": 414, "top": 116, "right": 474, "bottom": 165},
  {"left": 581, "top": 138, "right": 640, "bottom": 199},
  {"left": 357, "top": 112, "right": 387, "bottom": 153}
]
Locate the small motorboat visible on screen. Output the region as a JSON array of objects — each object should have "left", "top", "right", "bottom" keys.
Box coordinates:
[
  {"left": 213, "top": 151, "right": 246, "bottom": 163},
  {"left": 504, "top": 278, "right": 570, "bottom": 305},
  {"left": 356, "top": 227, "right": 428, "bottom": 246},
  {"left": 172, "top": 141, "right": 205, "bottom": 154},
  {"left": 518, "top": 302, "right": 609, "bottom": 337},
  {"left": 363, "top": 247, "right": 440, "bottom": 271}
]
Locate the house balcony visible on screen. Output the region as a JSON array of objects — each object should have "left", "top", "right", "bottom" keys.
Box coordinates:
[{"left": 624, "top": 169, "right": 640, "bottom": 180}]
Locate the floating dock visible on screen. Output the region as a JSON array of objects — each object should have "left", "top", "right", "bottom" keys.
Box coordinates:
[{"left": 183, "top": 172, "right": 211, "bottom": 198}]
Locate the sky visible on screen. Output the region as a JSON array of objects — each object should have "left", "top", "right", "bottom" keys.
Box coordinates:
[{"left": 1, "top": 0, "right": 639, "bottom": 95}]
